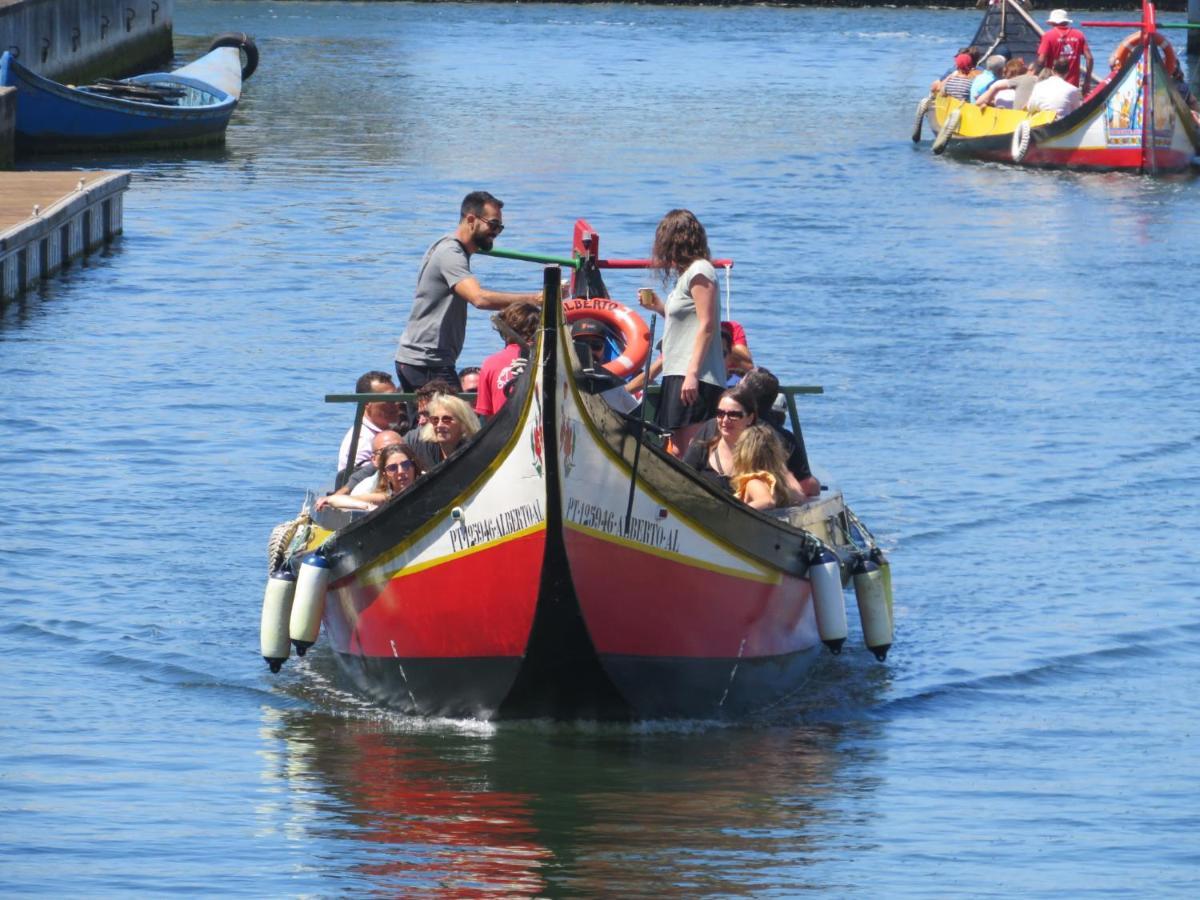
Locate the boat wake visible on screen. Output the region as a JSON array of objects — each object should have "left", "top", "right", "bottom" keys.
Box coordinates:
[{"left": 877, "top": 620, "right": 1200, "bottom": 716}]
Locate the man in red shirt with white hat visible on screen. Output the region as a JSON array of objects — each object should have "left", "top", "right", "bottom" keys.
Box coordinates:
[{"left": 1037, "top": 9, "right": 1093, "bottom": 88}]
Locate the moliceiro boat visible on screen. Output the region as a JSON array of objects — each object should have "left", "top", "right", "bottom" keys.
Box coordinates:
[
  {"left": 261, "top": 222, "right": 894, "bottom": 720},
  {"left": 914, "top": 0, "right": 1200, "bottom": 174},
  {"left": 0, "top": 33, "right": 258, "bottom": 153}
]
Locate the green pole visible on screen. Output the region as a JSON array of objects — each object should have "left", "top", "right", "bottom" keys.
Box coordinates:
[{"left": 478, "top": 247, "right": 583, "bottom": 269}]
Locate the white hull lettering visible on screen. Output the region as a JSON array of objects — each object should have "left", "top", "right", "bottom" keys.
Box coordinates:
[
  {"left": 449, "top": 501, "right": 545, "bottom": 552},
  {"left": 566, "top": 497, "right": 680, "bottom": 553}
]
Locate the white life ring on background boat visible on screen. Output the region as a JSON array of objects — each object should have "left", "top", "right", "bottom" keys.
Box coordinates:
[
  {"left": 1011, "top": 119, "right": 1032, "bottom": 163},
  {"left": 1110, "top": 31, "right": 1177, "bottom": 76},
  {"left": 562, "top": 297, "right": 651, "bottom": 380},
  {"left": 913, "top": 96, "right": 931, "bottom": 143},
  {"left": 931, "top": 107, "right": 961, "bottom": 155}
]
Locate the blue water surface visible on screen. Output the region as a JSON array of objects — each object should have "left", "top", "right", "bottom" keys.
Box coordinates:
[{"left": 1, "top": 3, "right": 1198, "bottom": 896}]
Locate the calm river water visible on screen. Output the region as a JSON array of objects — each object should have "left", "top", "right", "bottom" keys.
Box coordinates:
[{"left": 2, "top": 2, "right": 1198, "bottom": 895}]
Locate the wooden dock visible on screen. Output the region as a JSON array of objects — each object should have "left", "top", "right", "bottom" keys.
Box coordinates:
[{"left": 0, "top": 170, "right": 130, "bottom": 300}]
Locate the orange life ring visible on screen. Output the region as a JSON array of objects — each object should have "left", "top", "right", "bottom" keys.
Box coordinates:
[
  {"left": 1111, "top": 31, "right": 1177, "bottom": 76},
  {"left": 562, "top": 296, "right": 651, "bottom": 380}
]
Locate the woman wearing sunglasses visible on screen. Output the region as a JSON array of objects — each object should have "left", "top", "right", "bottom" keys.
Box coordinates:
[
  {"left": 315, "top": 443, "right": 424, "bottom": 512},
  {"left": 681, "top": 387, "right": 757, "bottom": 492},
  {"left": 411, "top": 394, "right": 481, "bottom": 471}
]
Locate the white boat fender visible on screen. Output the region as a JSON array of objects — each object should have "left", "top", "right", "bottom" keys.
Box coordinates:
[
  {"left": 931, "top": 106, "right": 961, "bottom": 155},
  {"left": 912, "top": 96, "right": 931, "bottom": 143},
  {"left": 853, "top": 557, "right": 893, "bottom": 662},
  {"left": 289, "top": 553, "right": 330, "bottom": 656},
  {"left": 260, "top": 569, "right": 296, "bottom": 673},
  {"left": 1011, "top": 119, "right": 1031, "bottom": 163},
  {"left": 872, "top": 548, "right": 895, "bottom": 624},
  {"left": 810, "top": 547, "right": 848, "bottom": 654}
]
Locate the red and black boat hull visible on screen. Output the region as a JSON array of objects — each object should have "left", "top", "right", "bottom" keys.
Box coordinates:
[{"left": 308, "top": 263, "right": 836, "bottom": 719}]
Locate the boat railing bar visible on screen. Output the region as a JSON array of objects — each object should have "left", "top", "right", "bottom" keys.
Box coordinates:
[
  {"left": 478, "top": 247, "right": 583, "bottom": 269},
  {"left": 325, "top": 386, "right": 822, "bottom": 406},
  {"left": 1079, "top": 21, "right": 1200, "bottom": 28},
  {"left": 326, "top": 384, "right": 824, "bottom": 487},
  {"left": 477, "top": 247, "right": 735, "bottom": 271},
  {"left": 593, "top": 257, "right": 733, "bottom": 270}
]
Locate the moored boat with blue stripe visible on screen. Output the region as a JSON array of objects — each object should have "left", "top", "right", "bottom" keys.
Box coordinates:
[{"left": 0, "top": 33, "right": 257, "bottom": 154}]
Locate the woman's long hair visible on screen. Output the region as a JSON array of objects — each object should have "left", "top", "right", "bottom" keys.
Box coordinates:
[
  {"left": 731, "top": 424, "right": 790, "bottom": 506},
  {"left": 651, "top": 209, "right": 710, "bottom": 283}
]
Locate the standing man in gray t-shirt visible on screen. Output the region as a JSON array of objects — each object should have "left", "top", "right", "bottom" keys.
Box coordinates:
[{"left": 394, "top": 191, "right": 543, "bottom": 392}]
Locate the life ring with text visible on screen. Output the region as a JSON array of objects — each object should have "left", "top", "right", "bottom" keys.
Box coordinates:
[
  {"left": 562, "top": 297, "right": 651, "bottom": 380},
  {"left": 1110, "top": 31, "right": 1177, "bottom": 77}
]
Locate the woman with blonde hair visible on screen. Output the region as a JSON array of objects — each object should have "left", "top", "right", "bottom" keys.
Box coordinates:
[
  {"left": 730, "top": 424, "right": 799, "bottom": 511},
  {"left": 412, "top": 393, "right": 481, "bottom": 470},
  {"left": 637, "top": 209, "right": 726, "bottom": 456}
]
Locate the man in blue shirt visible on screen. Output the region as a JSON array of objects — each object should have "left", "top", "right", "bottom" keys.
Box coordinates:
[{"left": 970, "top": 55, "right": 1007, "bottom": 103}]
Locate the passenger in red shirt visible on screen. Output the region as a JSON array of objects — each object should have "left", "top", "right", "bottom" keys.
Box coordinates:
[
  {"left": 474, "top": 301, "right": 540, "bottom": 418},
  {"left": 1037, "top": 9, "right": 1093, "bottom": 88}
]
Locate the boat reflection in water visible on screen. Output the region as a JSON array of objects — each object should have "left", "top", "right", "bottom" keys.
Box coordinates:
[{"left": 256, "top": 659, "right": 889, "bottom": 895}]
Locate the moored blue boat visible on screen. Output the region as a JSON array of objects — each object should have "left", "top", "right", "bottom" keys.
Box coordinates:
[{"left": 0, "top": 33, "right": 258, "bottom": 154}]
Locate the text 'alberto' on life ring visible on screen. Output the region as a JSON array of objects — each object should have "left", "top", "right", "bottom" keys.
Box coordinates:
[{"left": 562, "top": 297, "right": 651, "bottom": 380}]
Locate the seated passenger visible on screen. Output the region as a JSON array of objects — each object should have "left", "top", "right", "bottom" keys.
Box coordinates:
[
  {"left": 682, "top": 387, "right": 757, "bottom": 491},
  {"left": 722, "top": 320, "right": 753, "bottom": 376},
  {"left": 458, "top": 366, "right": 481, "bottom": 393},
  {"left": 571, "top": 319, "right": 609, "bottom": 368},
  {"left": 689, "top": 367, "right": 819, "bottom": 498},
  {"left": 1025, "top": 57, "right": 1081, "bottom": 119},
  {"left": 721, "top": 323, "right": 752, "bottom": 386},
  {"left": 730, "top": 424, "right": 800, "bottom": 511},
  {"left": 337, "top": 371, "right": 404, "bottom": 477},
  {"left": 938, "top": 53, "right": 978, "bottom": 101},
  {"left": 410, "top": 394, "right": 481, "bottom": 471},
  {"left": 476, "top": 302, "right": 540, "bottom": 418},
  {"left": 970, "top": 54, "right": 1007, "bottom": 103},
  {"left": 403, "top": 379, "right": 455, "bottom": 444},
  {"left": 931, "top": 47, "right": 980, "bottom": 95},
  {"left": 976, "top": 58, "right": 1038, "bottom": 110},
  {"left": 317, "top": 443, "right": 423, "bottom": 511},
  {"left": 335, "top": 429, "right": 403, "bottom": 496}
]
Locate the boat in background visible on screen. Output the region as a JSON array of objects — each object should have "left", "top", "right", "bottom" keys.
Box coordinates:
[
  {"left": 966, "top": 0, "right": 1047, "bottom": 63},
  {"left": 0, "top": 33, "right": 258, "bottom": 154},
  {"left": 259, "top": 221, "right": 894, "bottom": 721},
  {"left": 914, "top": 0, "right": 1200, "bottom": 174}
]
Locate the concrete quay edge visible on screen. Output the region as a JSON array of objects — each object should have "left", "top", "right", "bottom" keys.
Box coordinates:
[{"left": 0, "top": 169, "right": 130, "bottom": 300}]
